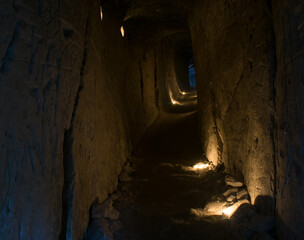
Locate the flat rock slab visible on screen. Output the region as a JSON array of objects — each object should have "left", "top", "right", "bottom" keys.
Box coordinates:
[
  {"left": 223, "top": 188, "right": 239, "bottom": 197},
  {"left": 225, "top": 175, "right": 244, "bottom": 187},
  {"left": 237, "top": 189, "right": 249, "bottom": 200},
  {"left": 226, "top": 195, "right": 237, "bottom": 202}
]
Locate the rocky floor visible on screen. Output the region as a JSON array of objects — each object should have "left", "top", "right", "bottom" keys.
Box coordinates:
[{"left": 84, "top": 111, "right": 276, "bottom": 240}]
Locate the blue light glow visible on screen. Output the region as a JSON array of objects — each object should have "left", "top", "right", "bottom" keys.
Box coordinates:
[{"left": 188, "top": 58, "right": 196, "bottom": 88}]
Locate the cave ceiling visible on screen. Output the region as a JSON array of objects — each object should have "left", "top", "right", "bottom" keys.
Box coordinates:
[{"left": 103, "top": 0, "right": 195, "bottom": 42}]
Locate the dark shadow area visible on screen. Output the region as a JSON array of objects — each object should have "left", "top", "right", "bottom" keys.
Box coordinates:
[
  {"left": 136, "top": 111, "right": 202, "bottom": 160},
  {"left": 254, "top": 195, "right": 275, "bottom": 216},
  {"left": 59, "top": 130, "right": 73, "bottom": 240},
  {"left": 228, "top": 196, "right": 277, "bottom": 239}
]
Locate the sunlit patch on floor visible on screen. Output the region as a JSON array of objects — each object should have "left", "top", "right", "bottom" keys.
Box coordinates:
[
  {"left": 159, "top": 162, "right": 213, "bottom": 174},
  {"left": 182, "top": 162, "right": 213, "bottom": 172},
  {"left": 191, "top": 201, "right": 227, "bottom": 217},
  {"left": 221, "top": 199, "right": 250, "bottom": 218},
  {"left": 191, "top": 199, "right": 250, "bottom": 220}
]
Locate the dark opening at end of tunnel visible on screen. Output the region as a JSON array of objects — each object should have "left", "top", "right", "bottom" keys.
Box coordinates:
[
  {"left": 188, "top": 57, "right": 196, "bottom": 88},
  {"left": 162, "top": 32, "right": 198, "bottom": 113}
]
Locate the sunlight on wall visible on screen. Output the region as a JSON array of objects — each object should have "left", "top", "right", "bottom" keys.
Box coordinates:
[
  {"left": 120, "top": 26, "right": 125, "bottom": 37},
  {"left": 100, "top": 6, "right": 103, "bottom": 21},
  {"left": 206, "top": 134, "right": 220, "bottom": 166},
  {"left": 168, "top": 88, "right": 182, "bottom": 106}
]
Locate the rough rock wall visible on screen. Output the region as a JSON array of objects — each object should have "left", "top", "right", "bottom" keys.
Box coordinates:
[
  {"left": 66, "top": 12, "right": 159, "bottom": 237},
  {"left": 138, "top": 48, "right": 158, "bottom": 127},
  {"left": 0, "top": 0, "right": 84, "bottom": 238},
  {"left": 156, "top": 40, "right": 173, "bottom": 110},
  {"left": 272, "top": 1, "right": 304, "bottom": 239},
  {"left": 0, "top": 0, "right": 157, "bottom": 239},
  {"left": 189, "top": 0, "right": 276, "bottom": 211},
  {"left": 156, "top": 38, "right": 188, "bottom": 111}
]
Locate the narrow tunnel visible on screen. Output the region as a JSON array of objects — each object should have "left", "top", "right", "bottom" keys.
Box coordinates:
[{"left": 0, "top": 0, "right": 304, "bottom": 240}]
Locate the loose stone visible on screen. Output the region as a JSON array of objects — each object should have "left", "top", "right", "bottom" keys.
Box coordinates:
[{"left": 225, "top": 175, "right": 244, "bottom": 187}]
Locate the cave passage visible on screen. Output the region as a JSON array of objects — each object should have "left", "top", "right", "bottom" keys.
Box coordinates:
[{"left": 1, "top": 0, "right": 304, "bottom": 239}]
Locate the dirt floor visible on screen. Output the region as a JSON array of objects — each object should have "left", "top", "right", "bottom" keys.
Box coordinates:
[{"left": 112, "top": 111, "right": 234, "bottom": 240}]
